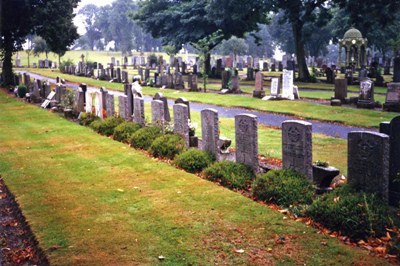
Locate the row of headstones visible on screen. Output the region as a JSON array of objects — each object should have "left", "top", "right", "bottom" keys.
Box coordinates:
[
  {"left": 333, "top": 78, "right": 400, "bottom": 111},
  {"left": 252, "top": 70, "right": 299, "bottom": 100}
]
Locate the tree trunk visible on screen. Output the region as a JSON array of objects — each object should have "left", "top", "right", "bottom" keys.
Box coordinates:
[
  {"left": 393, "top": 56, "right": 400, "bottom": 82},
  {"left": 292, "top": 22, "right": 310, "bottom": 82},
  {"left": 205, "top": 52, "right": 211, "bottom": 75},
  {"left": 2, "top": 35, "right": 15, "bottom": 86}
]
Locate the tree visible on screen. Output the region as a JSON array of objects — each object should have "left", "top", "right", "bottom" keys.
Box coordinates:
[
  {"left": 78, "top": 4, "right": 102, "bottom": 50},
  {"left": 267, "top": 1, "right": 333, "bottom": 81},
  {"left": 245, "top": 24, "right": 275, "bottom": 58},
  {"left": 25, "top": 35, "right": 34, "bottom": 68},
  {"left": 32, "top": 36, "right": 50, "bottom": 58},
  {"left": 133, "top": 0, "right": 267, "bottom": 74},
  {"left": 217, "top": 36, "right": 248, "bottom": 66},
  {"left": 1, "top": 0, "right": 36, "bottom": 85}
]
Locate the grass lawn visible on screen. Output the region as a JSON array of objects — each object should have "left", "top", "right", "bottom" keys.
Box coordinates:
[
  {"left": 22, "top": 68, "right": 399, "bottom": 128},
  {"left": 0, "top": 89, "right": 393, "bottom": 265}
]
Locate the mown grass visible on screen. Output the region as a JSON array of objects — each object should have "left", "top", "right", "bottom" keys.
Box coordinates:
[
  {"left": 0, "top": 89, "right": 392, "bottom": 265},
  {"left": 23, "top": 68, "right": 397, "bottom": 128}
]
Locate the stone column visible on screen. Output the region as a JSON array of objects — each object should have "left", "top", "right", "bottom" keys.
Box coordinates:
[
  {"left": 282, "top": 120, "right": 313, "bottom": 180},
  {"left": 235, "top": 114, "right": 259, "bottom": 172}
]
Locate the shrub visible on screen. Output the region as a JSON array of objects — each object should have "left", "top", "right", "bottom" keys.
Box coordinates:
[
  {"left": 59, "top": 58, "right": 74, "bottom": 72},
  {"left": 252, "top": 169, "right": 314, "bottom": 208},
  {"left": 17, "top": 85, "right": 27, "bottom": 98},
  {"left": 89, "top": 116, "right": 124, "bottom": 136},
  {"left": 79, "top": 112, "right": 99, "bottom": 126},
  {"left": 307, "top": 185, "right": 392, "bottom": 240},
  {"left": 202, "top": 161, "right": 255, "bottom": 189},
  {"left": 149, "top": 134, "right": 186, "bottom": 160},
  {"left": 129, "top": 126, "right": 162, "bottom": 150},
  {"left": 174, "top": 149, "right": 214, "bottom": 173},
  {"left": 113, "top": 122, "right": 142, "bottom": 143}
]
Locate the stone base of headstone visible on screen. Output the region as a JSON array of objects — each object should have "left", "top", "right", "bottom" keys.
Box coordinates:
[
  {"left": 312, "top": 165, "right": 340, "bottom": 188},
  {"left": 330, "top": 99, "right": 342, "bottom": 106},
  {"left": 357, "top": 100, "right": 375, "bottom": 109},
  {"left": 349, "top": 96, "right": 359, "bottom": 104},
  {"left": 64, "top": 109, "right": 74, "bottom": 119},
  {"left": 383, "top": 103, "right": 400, "bottom": 112},
  {"left": 189, "top": 136, "right": 198, "bottom": 148},
  {"left": 253, "top": 90, "right": 266, "bottom": 99}
]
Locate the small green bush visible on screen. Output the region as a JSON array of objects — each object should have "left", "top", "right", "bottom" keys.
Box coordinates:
[
  {"left": 79, "top": 112, "right": 99, "bottom": 126},
  {"left": 174, "top": 149, "right": 214, "bottom": 173},
  {"left": 129, "top": 126, "right": 162, "bottom": 150},
  {"left": 149, "top": 134, "right": 186, "bottom": 160},
  {"left": 113, "top": 122, "right": 142, "bottom": 143},
  {"left": 17, "top": 85, "right": 27, "bottom": 98},
  {"left": 202, "top": 161, "right": 255, "bottom": 189},
  {"left": 252, "top": 169, "right": 314, "bottom": 208},
  {"left": 307, "top": 185, "right": 392, "bottom": 240},
  {"left": 89, "top": 116, "right": 124, "bottom": 136}
]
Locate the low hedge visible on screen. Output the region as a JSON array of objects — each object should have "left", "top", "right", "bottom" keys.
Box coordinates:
[
  {"left": 174, "top": 149, "right": 214, "bottom": 173},
  {"left": 89, "top": 116, "right": 124, "bottom": 136},
  {"left": 79, "top": 112, "right": 99, "bottom": 126},
  {"left": 202, "top": 161, "right": 254, "bottom": 190},
  {"left": 113, "top": 122, "right": 142, "bottom": 143},
  {"left": 129, "top": 126, "right": 162, "bottom": 150},
  {"left": 150, "top": 134, "right": 186, "bottom": 160}
]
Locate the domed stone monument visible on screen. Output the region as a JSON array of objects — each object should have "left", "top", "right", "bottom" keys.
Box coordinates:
[{"left": 338, "top": 28, "right": 368, "bottom": 69}]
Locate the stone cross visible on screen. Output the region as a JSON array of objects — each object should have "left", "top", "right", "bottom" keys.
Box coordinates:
[
  {"left": 151, "top": 100, "right": 165, "bottom": 128},
  {"left": 133, "top": 97, "right": 145, "bottom": 126},
  {"left": 235, "top": 114, "right": 259, "bottom": 172},
  {"left": 201, "top": 108, "right": 219, "bottom": 157},
  {"left": 348, "top": 131, "right": 389, "bottom": 201},
  {"left": 282, "top": 120, "right": 313, "bottom": 180},
  {"left": 173, "top": 104, "right": 189, "bottom": 146}
]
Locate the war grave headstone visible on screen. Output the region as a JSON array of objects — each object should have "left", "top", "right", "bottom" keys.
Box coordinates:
[
  {"left": 281, "top": 70, "right": 294, "bottom": 100},
  {"left": 173, "top": 104, "right": 190, "bottom": 146},
  {"left": 151, "top": 100, "right": 165, "bottom": 128},
  {"left": 201, "top": 109, "right": 219, "bottom": 158},
  {"left": 231, "top": 76, "right": 240, "bottom": 94},
  {"left": 153, "top": 92, "right": 171, "bottom": 122},
  {"left": 389, "top": 116, "right": 400, "bottom": 205},
  {"left": 174, "top": 73, "right": 185, "bottom": 90},
  {"left": 55, "top": 85, "right": 66, "bottom": 103},
  {"left": 348, "top": 131, "right": 389, "bottom": 202},
  {"left": 270, "top": 77, "right": 280, "bottom": 97},
  {"left": 246, "top": 67, "right": 254, "bottom": 81},
  {"left": 253, "top": 72, "right": 265, "bottom": 98},
  {"left": 167, "top": 74, "right": 174, "bottom": 88},
  {"left": 133, "top": 97, "right": 145, "bottom": 126},
  {"left": 124, "top": 83, "right": 134, "bottom": 118},
  {"left": 188, "top": 74, "right": 198, "bottom": 92},
  {"left": 282, "top": 120, "right": 313, "bottom": 181},
  {"left": 175, "top": 97, "right": 190, "bottom": 119},
  {"left": 271, "top": 64, "right": 276, "bottom": 72},
  {"left": 74, "top": 90, "right": 85, "bottom": 114},
  {"left": 357, "top": 79, "right": 375, "bottom": 109},
  {"left": 235, "top": 114, "right": 259, "bottom": 172},
  {"left": 40, "top": 91, "right": 56, "bottom": 109},
  {"left": 384, "top": 83, "right": 400, "bottom": 112},
  {"left": 118, "top": 95, "right": 131, "bottom": 121},
  {"left": 334, "top": 78, "right": 348, "bottom": 103}
]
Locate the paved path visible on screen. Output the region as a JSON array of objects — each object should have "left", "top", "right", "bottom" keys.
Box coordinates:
[{"left": 21, "top": 71, "right": 378, "bottom": 139}]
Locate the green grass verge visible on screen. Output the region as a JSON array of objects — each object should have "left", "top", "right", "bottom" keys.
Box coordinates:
[
  {"left": 0, "top": 89, "right": 393, "bottom": 265},
  {"left": 22, "top": 68, "right": 397, "bottom": 128}
]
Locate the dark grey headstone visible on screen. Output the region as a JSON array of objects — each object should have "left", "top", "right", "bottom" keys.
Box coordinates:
[
  {"left": 348, "top": 131, "right": 389, "bottom": 201},
  {"left": 106, "top": 94, "right": 115, "bottom": 117},
  {"left": 118, "top": 95, "right": 131, "bottom": 121},
  {"left": 390, "top": 116, "right": 400, "bottom": 205},
  {"left": 235, "top": 114, "right": 259, "bottom": 172},
  {"left": 173, "top": 103, "right": 189, "bottom": 146},
  {"left": 133, "top": 97, "right": 145, "bottom": 126},
  {"left": 334, "top": 78, "right": 348, "bottom": 101},
  {"left": 153, "top": 92, "right": 171, "bottom": 122}
]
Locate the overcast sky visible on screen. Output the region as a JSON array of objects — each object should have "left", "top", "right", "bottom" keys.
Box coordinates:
[{"left": 74, "top": 0, "right": 114, "bottom": 35}]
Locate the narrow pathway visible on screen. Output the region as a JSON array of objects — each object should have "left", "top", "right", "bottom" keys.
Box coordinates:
[{"left": 21, "top": 71, "right": 378, "bottom": 139}]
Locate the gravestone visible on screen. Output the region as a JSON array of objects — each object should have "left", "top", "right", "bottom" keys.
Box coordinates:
[
  {"left": 151, "top": 100, "right": 165, "bottom": 127},
  {"left": 31, "top": 79, "right": 40, "bottom": 102},
  {"left": 153, "top": 92, "right": 171, "bottom": 122},
  {"left": 235, "top": 114, "right": 259, "bottom": 172},
  {"left": 133, "top": 97, "right": 145, "bottom": 126},
  {"left": 43, "top": 82, "right": 51, "bottom": 99},
  {"left": 325, "top": 67, "right": 334, "bottom": 84},
  {"left": 334, "top": 78, "right": 348, "bottom": 102},
  {"left": 231, "top": 76, "right": 240, "bottom": 93},
  {"left": 271, "top": 64, "right": 276, "bottom": 72},
  {"left": 74, "top": 91, "right": 85, "bottom": 114},
  {"left": 167, "top": 74, "right": 174, "bottom": 88},
  {"left": 348, "top": 131, "right": 389, "bottom": 201},
  {"left": 384, "top": 83, "right": 400, "bottom": 112},
  {"left": 188, "top": 74, "right": 198, "bottom": 92},
  {"left": 138, "top": 67, "right": 143, "bottom": 80},
  {"left": 253, "top": 72, "right": 265, "bottom": 98},
  {"left": 270, "top": 77, "right": 280, "bottom": 97},
  {"left": 226, "top": 56, "right": 233, "bottom": 68},
  {"left": 389, "top": 116, "right": 400, "bottom": 205},
  {"left": 262, "top": 62, "right": 269, "bottom": 71},
  {"left": 40, "top": 91, "right": 56, "bottom": 109},
  {"left": 281, "top": 70, "right": 294, "bottom": 99},
  {"left": 55, "top": 85, "right": 66, "bottom": 103},
  {"left": 144, "top": 69, "right": 150, "bottom": 81},
  {"left": 118, "top": 95, "right": 131, "bottom": 121},
  {"left": 106, "top": 94, "right": 115, "bottom": 117},
  {"left": 278, "top": 62, "right": 283, "bottom": 72},
  {"left": 379, "top": 121, "right": 391, "bottom": 135},
  {"left": 282, "top": 120, "right": 313, "bottom": 180},
  {"left": 122, "top": 71, "right": 128, "bottom": 83},
  {"left": 124, "top": 83, "right": 134, "bottom": 118},
  {"left": 173, "top": 103, "right": 190, "bottom": 146},
  {"left": 201, "top": 109, "right": 219, "bottom": 158},
  {"left": 216, "top": 59, "right": 222, "bottom": 78},
  {"left": 357, "top": 79, "right": 375, "bottom": 109},
  {"left": 174, "top": 73, "right": 185, "bottom": 90},
  {"left": 246, "top": 67, "right": 254, "bottom": 81},
  {"left": 175, "top": 97, "right": 190, "bottom": 119}
]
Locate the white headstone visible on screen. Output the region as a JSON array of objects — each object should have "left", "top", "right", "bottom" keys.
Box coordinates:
[{"left": 282, "top": 70, "right": 294, "bottom": 100}]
